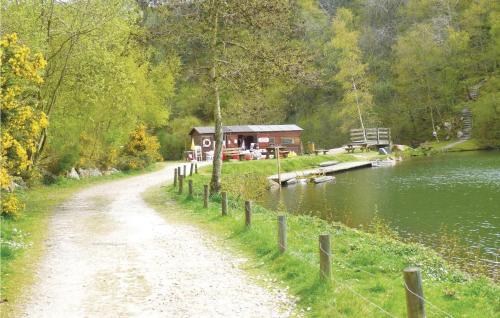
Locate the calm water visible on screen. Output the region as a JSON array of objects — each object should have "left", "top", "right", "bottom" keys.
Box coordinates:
[{"left": 263, "top": 151, "right": 500, "bottom": 264}]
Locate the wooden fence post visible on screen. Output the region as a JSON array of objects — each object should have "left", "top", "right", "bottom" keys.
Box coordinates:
[
  {"left": 188, "top": 180, "right": 193, "bottom": 198},
  {"left": 190, "top": 163, "right": 194, "bottom": 176},
  {"left": 245, "top": 201, "right": 252, "bottom": 227},
  {"left": 278, "top": 215, "right": 287, "bottom": 253},
  {"left": 275, "top": 146, "right": 282, "bottom": 186},
  {"left": 319, "top": 234, "right": 331, "bottom": 280},
  {"left": 183, "top": 165, "right": 187, "bottom": 177},
  {"left": 177, "top": 166, "right": 181, "bottom": 178},
  {"left": 221, "top": 191, "right": 228, "bottom": 216},
  {"left": 203, "top": 185, "right": 209, "bottom": 208},
  {"left": 195, "top": 163, "right": 198, "bottom": 174},
  {"left": 173, "top": 168, "right": 177, "bottom": 187},
  {"left": 178, "top": 175, "right": 183, "bottom": 194},
  {"left": 403, "top": 267, "right": 426, "bottom": 318}
]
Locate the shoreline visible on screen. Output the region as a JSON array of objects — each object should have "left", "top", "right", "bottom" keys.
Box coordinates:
[{"left": 160, "top": 159, "right": 499, "bottom": 316}]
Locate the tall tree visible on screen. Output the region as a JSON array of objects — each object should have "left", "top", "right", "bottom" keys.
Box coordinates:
[
  {"left": 152, "top": 0, "right": 304, "bottom": 193},
  {"left": 392, "top": 23, "right": 469, "bottom": 141},
  {"left": 329, "top": 8, "right": 373, "bottom": 136}
]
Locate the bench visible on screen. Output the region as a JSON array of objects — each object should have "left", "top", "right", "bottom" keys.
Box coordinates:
[{"left": 314, "top": 149, "right": 328, "bottom": 155}]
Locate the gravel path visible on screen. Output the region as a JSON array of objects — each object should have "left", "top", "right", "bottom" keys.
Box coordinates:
[
  {"left": 442, "top": 139, "right": 467, "bottom": 150},
  {"left": 20, "top": 163, "right": 296, "bottom": 317}
]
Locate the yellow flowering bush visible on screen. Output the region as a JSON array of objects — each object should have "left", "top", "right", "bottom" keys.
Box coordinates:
[
  {"left": 119, "top": 124, "right": 162, "bottom": 170},
  {"left": 1, "top": 193, "right": 24, "bottom": 218},
  {"left": 1, "top": 33, "right": 47, "bottom": 217}
]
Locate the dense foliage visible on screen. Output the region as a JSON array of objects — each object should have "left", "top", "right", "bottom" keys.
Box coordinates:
[
  {"left": 1, "top": 1, "right": 170, "bottom": 215},
  {"left": 145, "top": 0, "right": 499, "bottom": 149},
  {"left": 1, "top": 1, "right": 174, "bottom": 174},
  {"left": 1, "top": 0, "right": 499, "bottom": 190}
]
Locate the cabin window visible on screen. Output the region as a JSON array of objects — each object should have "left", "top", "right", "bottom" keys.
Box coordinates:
[
  {"left": 281, "top": 137, "right": 294, "bottom": 144},
  {"left": 268, "top": 137, "right": 275, "bottom": 144}
]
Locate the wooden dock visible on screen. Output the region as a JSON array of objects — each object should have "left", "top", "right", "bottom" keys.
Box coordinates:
[
  {"left": 268, "top": 161, "right": 372, "bottom": 183},
  {"left": 319, "top": 160, "right": 339, "bottom": 167}
]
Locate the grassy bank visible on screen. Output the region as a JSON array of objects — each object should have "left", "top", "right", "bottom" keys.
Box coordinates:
[
  {"left": 411, "top": 138, "right": 489, "bottom": 155},
  {"left": 217, "top": 153, "right": 361, "bottom": 176},
  {"left": 147, "top": 155, "right": 498, "bottom": 317},
  {"left": 212, "top": 153, "right": 381, "bottom": 201},
  {"left": 0, "top": 162, "right": 167, "bottom": 315}
]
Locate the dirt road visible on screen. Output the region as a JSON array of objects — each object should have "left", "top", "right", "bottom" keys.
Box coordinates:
[{"left": 19, "top": 163, "right": 296, "bottom": 317}]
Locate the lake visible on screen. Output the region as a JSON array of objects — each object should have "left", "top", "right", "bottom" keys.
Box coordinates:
[{"left": 263, "top": 151, "right": 500, "bottom": 273}]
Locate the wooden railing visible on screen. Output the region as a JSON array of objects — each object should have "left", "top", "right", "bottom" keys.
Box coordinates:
[{"left": 350, "top": 128, "right": 391, "bottom": 145}]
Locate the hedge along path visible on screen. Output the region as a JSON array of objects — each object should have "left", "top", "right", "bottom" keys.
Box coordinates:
[{"left": 18, "top": 162, "right": 297, "bottom": 318}]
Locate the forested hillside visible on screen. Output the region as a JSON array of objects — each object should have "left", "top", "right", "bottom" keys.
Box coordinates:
[
  {"left": 148, "top": 0, "right": 499, "bottom": 152},
  {"left": 1, "top": 0, "right": 499, "bottom": 179}
]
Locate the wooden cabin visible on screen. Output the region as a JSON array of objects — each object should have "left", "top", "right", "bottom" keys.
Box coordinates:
[{"left": 189, "top": 125, "right": 303, "bottom": 160}]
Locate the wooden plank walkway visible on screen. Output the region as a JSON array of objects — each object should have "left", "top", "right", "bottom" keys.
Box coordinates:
[
  {"left": 268, "top": 161, "right": 372, "bottom": 183},
  {"left": 319, "top": 161, "right": 339, "bottom": 167}
]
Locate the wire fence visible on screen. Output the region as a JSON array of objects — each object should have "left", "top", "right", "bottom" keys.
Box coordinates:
[
  {"left": 402, "top": 282, "right": 454, "bottom": 318},
  {"left": 172, "top": 169, "right": 459, "bottom": 318},
  {"left": 336, "top": 278, "right": 400, "bottom": 318}
]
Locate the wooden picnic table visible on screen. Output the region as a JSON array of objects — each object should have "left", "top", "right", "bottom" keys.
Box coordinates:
[
  {"left": 223, "top": 148, "right": 240, "bottom": 160},
  {"left": 344, "top": 143, "right": 370, "bottom": 153},
  {"left": 223, "top": 148, "right": 240, "bottom": 155},
  {"left": 266, "top": 146, "right": 289, "bottom": 159}
]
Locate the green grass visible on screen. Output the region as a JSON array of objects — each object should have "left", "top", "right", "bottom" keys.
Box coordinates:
[
  {"left": 219, "top": 153, "right": 377, "bottom": 175},
  {"left": 0, "top": 162, "right": 167, "bottom": 316},
  {"left": 145, "top": 156, "right": 499, "bottom": 317}
]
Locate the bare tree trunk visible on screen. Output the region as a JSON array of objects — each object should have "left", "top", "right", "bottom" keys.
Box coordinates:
[
  {"left": 351, "top": 79, "right": 367, "bottom": 142},
  {"left": 426, "top": 82, "right": 439, "bottom": 142},
  {"left": 210, "top": 83, "right": 223, "bottom": 193},
  {"left": 209, "top": 3, "right": 222, "bottom": 194}
]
